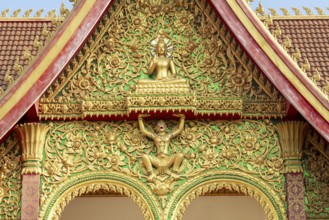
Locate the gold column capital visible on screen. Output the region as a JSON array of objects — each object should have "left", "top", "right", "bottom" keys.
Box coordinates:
[
  {"left": 15, "top": 123, "right": 49, "bottom": 175},
  {"left": 276, "top": 121, "right": 309, "bottom": 173}
]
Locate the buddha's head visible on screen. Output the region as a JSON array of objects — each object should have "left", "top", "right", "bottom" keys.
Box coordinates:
[
  {"left": 155, "top": 120, "right": 167, "bottom": 133},
  {"left": 156, "top": 37, "right": 167, "bottom": 56}
]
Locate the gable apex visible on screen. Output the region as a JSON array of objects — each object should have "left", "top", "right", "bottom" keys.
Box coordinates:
[
  {"left": 39, "top": 0, "right": 285, "bottom": 120},
  {"left": 0, "top": 0, "right": 327, "bottom": 142}
]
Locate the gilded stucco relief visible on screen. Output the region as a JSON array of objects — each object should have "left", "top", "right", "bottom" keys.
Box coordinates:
[
  {"left": 39, "top": 0, "right": 285, "bottom": 119},
  {"left": 40, "top": 120, "right": 286, "bottom": 219},
  {"left": 0, "top": 134, "right": 21, "bottom": 219}
]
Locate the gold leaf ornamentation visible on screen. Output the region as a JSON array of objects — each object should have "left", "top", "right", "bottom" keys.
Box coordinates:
[
  {"left": 40, "top": 0, "right": 285, "bottom": 119},
  {"left": 0, "top": 133, "right": 22, "bottom": 219},
  {"left": 304, "top": 129, "right": 329, "bottom": 218},
  {"left": 15, "top": 123, "right": 49, "bottom": 174},
  {"left": 40, "top": 175, "right": 157, "bottom": 220},
  {"left": 168, "top": 171, "right": 287, "bottom": 220},
  {"left": 1, "top": 9, "right": 10, "bottom": 17},
  {"left": 41, "top": 119, "right": 285, "bottom": 217}
]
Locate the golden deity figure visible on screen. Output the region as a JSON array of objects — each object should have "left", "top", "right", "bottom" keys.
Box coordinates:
[
  {"left": 138, "top": 114, "right": 185, "bottom": 182},
  {"left": 138, "top": 36, "right": 186, "bottom": 84}
]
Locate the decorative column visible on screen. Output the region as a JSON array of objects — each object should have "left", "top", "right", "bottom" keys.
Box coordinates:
[
  {"left": 16, "top": 123, "right": 49, "bottom": 220},
  {"left": 276, "top": 121, "right": 309, "bottom": 220}
]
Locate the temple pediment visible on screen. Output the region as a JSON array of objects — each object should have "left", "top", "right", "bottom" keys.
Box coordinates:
[
  {"left": 39, "top": 0, "right": 284, "bottom": 119},
  {"left": 0, "top": 1, "right": 329, "bottom": 219}
]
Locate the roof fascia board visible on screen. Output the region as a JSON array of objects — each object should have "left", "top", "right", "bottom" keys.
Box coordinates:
[
  {"left": 210, "top": 0, "right": 329, "bottom": 141},
  {"left": 0, "top": 0, "right": 113, "bottom": 139},
  {"left": 232, "top": 0, "right": 329, "bottom": 111}
]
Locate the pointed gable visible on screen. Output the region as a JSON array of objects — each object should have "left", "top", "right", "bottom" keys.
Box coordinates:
[
  {"left": 39, "top": 0, "right": 285, "bottom": 120},
  {"left": 0, "top": 0, "right": 327, "bottom": 142}
]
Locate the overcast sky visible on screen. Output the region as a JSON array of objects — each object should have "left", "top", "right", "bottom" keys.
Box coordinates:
[{"left": 0, "top": 1, "right": 327, "bottom": 16}]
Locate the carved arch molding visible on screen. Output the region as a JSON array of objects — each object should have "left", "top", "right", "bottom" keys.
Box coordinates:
[
  {"left": 41, "top": 171, "right": 286, "bottom": 220},
  {"left": 40, "top": 174, "right": 158, "bottom": 220}
]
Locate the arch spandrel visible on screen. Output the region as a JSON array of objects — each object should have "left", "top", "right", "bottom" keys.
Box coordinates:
[
  {"left": 0, "top": 133, "right": 21, "bottom": 220},
  {"left": 303, "top": 129, "right": 329, "bottom": 219}
]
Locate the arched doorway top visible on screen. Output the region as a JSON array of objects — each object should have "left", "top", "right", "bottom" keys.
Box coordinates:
[
  {"left": 40, "top": 172, "right": 160, "bottom": 220},
  {"left": 167, "top": 171, "right": 287, "bottom": 220}
]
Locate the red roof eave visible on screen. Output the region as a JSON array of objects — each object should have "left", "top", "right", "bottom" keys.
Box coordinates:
[
  {"left": 210, "top": 0, "right": 329, "bottom": 141},
  {"left": 0, "top": 0, "right": 113, "bottom": 140}
]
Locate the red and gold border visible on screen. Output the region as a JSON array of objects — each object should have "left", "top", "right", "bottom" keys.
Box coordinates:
[
  {"left": 0, "top": 0, "right": 113, "bottom": 139},
  {"left": 233, "top": 0, "right": 329, "bottom": 112},
  {"left": 210, "top": 0, "right": 329, "bottom": 141}
]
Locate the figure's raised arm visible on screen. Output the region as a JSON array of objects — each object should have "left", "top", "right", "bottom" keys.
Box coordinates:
[
  {"left": 148, "top": 56, "right": 157, "bottom": 76},
  {"left": 138, "top": 114, "right": 154, "bottom": 139},
  {"left": 169, "top": 60, "right": 176, "bottom": 78},
  {"left": 171, "top": 114, "right": 185, "bottom": 138}
]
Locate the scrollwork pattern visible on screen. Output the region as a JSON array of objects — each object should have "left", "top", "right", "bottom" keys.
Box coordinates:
[
  {"left": 39, "top": 0, "right": 285, "bottom": 118},
  {"left": 41, "top": 119, "right": 285, "bottom": 217},
  {"left": 304, "top": 130, "right": 329, "bottom": 218},
  {"left": 0, "top": 133, "right": 21, "bottom": 219}
]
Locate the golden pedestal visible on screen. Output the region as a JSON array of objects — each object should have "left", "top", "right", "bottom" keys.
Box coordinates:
[{"left": 127, "top": 80, "right": 196, "bottom": 114}]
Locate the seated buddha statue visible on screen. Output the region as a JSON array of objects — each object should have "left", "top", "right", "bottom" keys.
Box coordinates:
[{"left": 138, "top": 37, "right": 186, "bottom": 84}]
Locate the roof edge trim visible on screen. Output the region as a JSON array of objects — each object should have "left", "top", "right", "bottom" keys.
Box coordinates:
[
  {"left": 210, "top": 0, "right": 329, "bottom": 141},
  {"left": 229, "top": 0, "right": 329, "bottom": 121},
  {"left": 0, "top": 18, "right": 57, "bottom": 21},
  {"left": 261, "top": 15, "right": 329, "bottom": 20},
  {"left": 0, "top": 0, "right": 112, "bottom": 139},
  {"left": 0, "top": 0, "right": 96, "bottom": 120}
]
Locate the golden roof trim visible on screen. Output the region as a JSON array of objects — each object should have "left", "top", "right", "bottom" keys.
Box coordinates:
[
  {"left": 258, "top": 7, "right": 329, "bottom": 101},
  {"left": 254, "top": 4, "right": 329, "bottom": 17},
  {"left": 0, "top": 0, "right": 95, "bottom": 122},
  {"left": 0, "top": 3, "right": 71, "bottom": 19},
  {"left": 260, "top": 15, "right": 329, "bottom": 20},
  {"left": 0, "top": 17, "right": 59, "bottom": 21},
  {"left": 0, "top": 3, "right": 72, "bottom": 100},
  {"left": 228, "top": 0, "right": 329, "bottom": 122},
  {"left": 268, "top": 39, "right": 329, "bottom": 103}
]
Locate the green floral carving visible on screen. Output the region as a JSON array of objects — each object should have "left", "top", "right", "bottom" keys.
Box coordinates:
[
  {"left": 41, "top": 119, "right": 285, "bottom": 218},
  {"left": 304, "top": 132, "right": 329, "bottom": 218},
  {"left": 0, "top": 133, "right": 21, "bottom": 219}
]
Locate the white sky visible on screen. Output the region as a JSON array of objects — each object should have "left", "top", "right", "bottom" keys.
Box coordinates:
[{"left": 0, "top": 0, "right": 327, "bottom": 16}]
